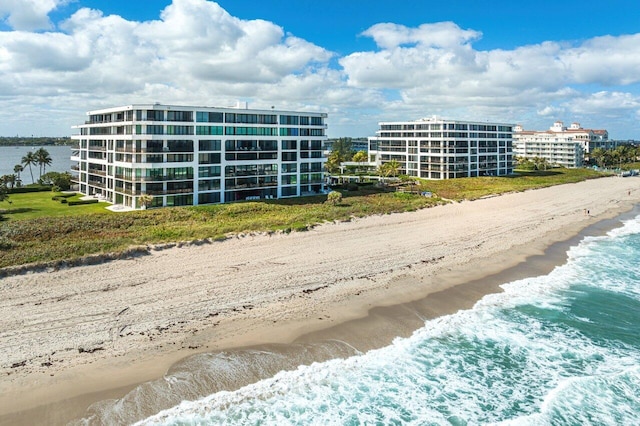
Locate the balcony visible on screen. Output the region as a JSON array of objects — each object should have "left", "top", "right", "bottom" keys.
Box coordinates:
[
  {"left": 134, "top": 175, "right": 194, "bottom": 182},
  {"left": 147, "top": 188, "right": 194, "bottom": 195},
  {"left": 115, "top": 147, "right": 159, "bottom": 154},
  {"left": 88, "top": 169, "right": 107, "bottom": 176},
  {"left": 115, "top": 187, "right": 135, "bottom": 195}
]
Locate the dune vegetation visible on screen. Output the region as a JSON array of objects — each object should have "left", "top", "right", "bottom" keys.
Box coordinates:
[{"left": 0, "top": 168, "right": 608, "bottom": 269}]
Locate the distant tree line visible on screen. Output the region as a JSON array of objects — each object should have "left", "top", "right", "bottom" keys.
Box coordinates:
[
  {"left": 0, "top": 136, "right": 72, "bottom": 146},
  {"left": 516, "top": 144, "right": 640, "bottom": 171},
  {"left": 589, "top": 145, "right": 640, "bottom": 169}
]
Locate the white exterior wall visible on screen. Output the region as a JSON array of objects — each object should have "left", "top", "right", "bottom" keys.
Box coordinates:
[
  {"left": 368, "top": 117, "right": 514, "bottom": 179},
  {"left": 512, "top": 132, "right": 583, "bottom": 168},
  {"left": 513, "top": 121, "right": 610, "bottom": 168},
  {"left": 71, "top": 104, "right": 327, "bottom": 209}
]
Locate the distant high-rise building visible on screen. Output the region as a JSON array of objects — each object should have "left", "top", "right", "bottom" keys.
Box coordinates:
[
  {"left": 71, "top": 104, "right": 327, "bottom": 209},
  {"left": 368, "top": 116, "right": 514, "bottom": 179}
]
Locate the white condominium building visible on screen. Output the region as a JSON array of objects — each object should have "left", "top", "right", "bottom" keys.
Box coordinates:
[
  {"left": 71, "top": 104, "right": 327, "bottom": 209},
  {"left": 368, "top": 117, "right": 514, "bottom": 179},
  {"left": 513, "top": 121, "right": 611, "bottom": 168}
]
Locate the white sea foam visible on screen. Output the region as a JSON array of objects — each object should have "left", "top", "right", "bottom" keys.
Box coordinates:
[{"left": 135, "top": 215, "right": 640, "bottom": 425}]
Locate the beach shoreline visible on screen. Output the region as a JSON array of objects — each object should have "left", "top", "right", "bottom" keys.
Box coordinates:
[{"left": 0, "top": 176, "right": 638, "bottom": 425}]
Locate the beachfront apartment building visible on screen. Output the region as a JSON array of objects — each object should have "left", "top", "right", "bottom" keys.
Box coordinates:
[
  {"left": 513, "top": 121, "right": 611, "bottom": 168},
  {"left": 71, "top": 103, "right": 327, "bottom": 209},
  {"left": 368, "top": 117, "right": 514, "bottom": 179}
]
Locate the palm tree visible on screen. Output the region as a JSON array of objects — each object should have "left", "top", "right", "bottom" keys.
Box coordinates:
[
  {"left": 21, "top": 151, "right": 36, "bottom": 184},
  {"left": 35, "top": 148, "right": 53, "bottom": 179},
  {"left": 2, "top": 174, "right": 17, "bottom": 189},
  {"left": 138, "top": 194, "right": 154, "bottom": 209},
  {"left": 0, "top": 180, "right": 8, "bottom": 203},
  {"left": 352, "top": 151, "right": 368, "bottom": 163},
  {"left": 13, "top": 164, "right": 23, "bottom": 186},
  {"left": 590, "top": 148, "right": 606, "bottom": 168},
  {"left": 386, "top": 159, "right": 401, "bottom": 177}
]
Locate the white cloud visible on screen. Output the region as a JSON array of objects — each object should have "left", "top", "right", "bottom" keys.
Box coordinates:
[
  {"left": 0, "top": 0, "right": 639, "bottom": 138},
  {"left": 0, "top": 0, "right": 69, "bottom": 30},
  {"left": 362, "top": 22, "right": 481, "bottom": 50},
  {"left": 567, "top": 91, "right": 640, "bottom": 115},
  {"left": 338, "top": 22, "right": 640, "bottom": 136},
  {"left": 537, "top": 105, "right": 565, "bottom": 117}
]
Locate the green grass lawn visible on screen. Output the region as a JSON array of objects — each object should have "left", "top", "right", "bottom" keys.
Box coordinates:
[
  {"left": 0, "top": 192, "right": 111, "bottom": 220},
  {"left": 0, "top": 168, "right": 611, "bottom": 269}
]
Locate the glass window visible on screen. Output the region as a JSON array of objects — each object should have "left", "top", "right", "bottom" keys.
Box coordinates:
[
  {"left": 196, "top": 126, "right": 224, "bottom": 135},
  {"left": 198, "top": 179, "right": 221, "bottom": 191},
  {"left": 280, "top": 128, "right": 299, "bottom": 136},
  {"left": 199, "top": 140, "right": 221, "bottom": 151},
  {"left": 196, "top": 111, "right": 224, "bottom": 123},
  {"left": 167, "top": 111, "right": 193, "bottom": 122},
  {"left": 146, "top": 125, "right": 164, "bottom": 135},
  {"left": 199, "top": 166, "right": 221, "bottom": 177},
  {"left": 146, "top": 110, "right": 164, "bottom": 121},
  {"left": 198, "top": 192, "right": 221, "bottom": 204},
  {"left": 282, "top": 140, "right": 297, "bottom": 150},
  {"left": 282, "top": 163, "right": 297, "bottom": 173},
  {"left": 166, "top": 194, "right": 193, "bottom": 206},
  {"left": 282, "top": 152, "right": 297, "bottom": 162},
  {"left": 280, "top": 115, "right": 299, "bottom": 125},
  {"left": 166, "top": 125, "right": 193, "bottom": 135},
  {"left": 282, "top": 187, "right": 298, "bottom": 196},
  {"left": 168, "top": 140, "right": 194, "bottom": 152},
  {"left": 198, "top": 153, "right": 221, "bottom": 164}
]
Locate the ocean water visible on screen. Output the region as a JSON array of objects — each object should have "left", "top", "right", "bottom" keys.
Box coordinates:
[
  {"left": 0, "top": 145, "right": 72, "bottom": 182},
  {"left": 101, "top": 214, "right": 640, "bottom": 425}
]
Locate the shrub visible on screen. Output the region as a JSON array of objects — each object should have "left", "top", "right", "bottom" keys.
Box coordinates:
[
  {"left": 345, "top": 183, "right": 359, "bottom": 191},
  {"left": 326, "top": 191, "right": 343, "bottom": 205},
  {"left": 67, "top": 199, "right": 99, "bottom": 206},
  {"left": 40, "top": 172, "right": 72, "bottom": 191},
  {"left": 52, "top": 193, "right": 74, "bottom": 202},
  {"left": 9, "top": 185, "right": 52, "bottom": 193}
]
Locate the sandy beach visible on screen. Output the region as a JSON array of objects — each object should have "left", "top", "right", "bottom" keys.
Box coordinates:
[{"left": 0, "top": 176, "right": 638, "bottom": 425}]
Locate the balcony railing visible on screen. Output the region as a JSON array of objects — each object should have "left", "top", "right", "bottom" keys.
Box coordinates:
[
  {"left": 115, "top": 187, "right": 135, "bottom": 195},
  {"left": 225, "top": 182, "right": 278, "bottom": 190},
  {"left": 134, "top": 175, "right": 194, "bottom": 182},
  {"left": 147, "top": 188, "right": 194, "bottom": 195}
]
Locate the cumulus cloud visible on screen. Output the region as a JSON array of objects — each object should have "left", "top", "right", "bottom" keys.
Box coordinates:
[
  {"left": 0, "top": 0, "right": 69, "bottom": 30},
  {"left": 0, "top": 0, "right": 639, "bottom": 138},
  {"left": 568, "top": 91, "right": 640, "bottom": 115},
  {"left": 0, "top": 0, "right": 333, "bottom": 101},
  {"left": 338, "top": 21, "right": 640, "bottom": 134}
]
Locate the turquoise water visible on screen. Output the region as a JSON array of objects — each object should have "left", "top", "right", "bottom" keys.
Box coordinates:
[{"left": 132, "top": 215, "right": 640, "bottom": 425}]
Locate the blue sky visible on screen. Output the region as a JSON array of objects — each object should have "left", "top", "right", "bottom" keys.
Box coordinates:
[{"left": 1, "top": 0, "right": 639, "bottom": 138}]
